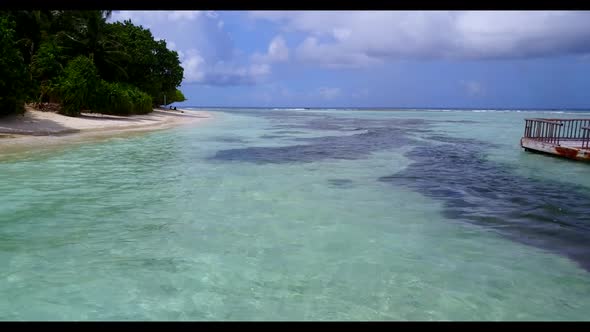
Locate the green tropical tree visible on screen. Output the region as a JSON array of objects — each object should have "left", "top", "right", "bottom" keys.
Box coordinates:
[
  {"left": 106, "top": 20, "right": 184, "bottom": 106},
  {"left": 0, "top": 11, "right": 186, "bottom": 116},
  {"left": 0, "top": 14, "right": 28, "bottom": 116},
  {"left": 55, "top": 55, "right": 100, "bottom": 116},
  {"left": 30, "top": 37, "right": 66, "bottom": 102},
  {"left": 56, "top": 10, "right": 128, "bottom": 79}
]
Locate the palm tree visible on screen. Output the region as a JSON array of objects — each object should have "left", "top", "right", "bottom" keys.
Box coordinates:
[
  {"left": 13, "top": 10, "right": 41, "bottom": 64},
  {"left": 56, "top": 10, "right": 128, "bottom": 79}
]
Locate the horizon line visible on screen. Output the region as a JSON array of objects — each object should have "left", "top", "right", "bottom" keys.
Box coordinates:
[{"left": 173, "top": 105, "right": 590, "bottom": 111}]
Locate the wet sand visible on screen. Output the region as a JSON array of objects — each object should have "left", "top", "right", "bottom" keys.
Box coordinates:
[{"left": 0, "top": 107, "right": 212, "bottom": 156}]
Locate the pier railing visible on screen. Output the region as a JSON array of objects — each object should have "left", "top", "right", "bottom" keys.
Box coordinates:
[{"left": 524, "top": 118, "right": 590, "bottom": 149}]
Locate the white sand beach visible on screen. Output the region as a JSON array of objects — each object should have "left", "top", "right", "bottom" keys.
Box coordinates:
[{"left": 0, "top": 106, "right": 212, "bottom": 155}]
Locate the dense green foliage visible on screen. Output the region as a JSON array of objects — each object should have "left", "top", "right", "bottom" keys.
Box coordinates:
[
  {"left": 163, "top": 89, "right": 187, "bottom": 105},
  {"left": 102, "top": 20, "right": 184, "bottom": 106},
  {"left": 0, "top": 10, "right": 185, "bottom": 117},
  {"left": 93, "top": 81, "right": 153, "bottom": 115},
  {"left": 54, "top": 56, "right": 99, "bottom": 116},
  {"left": 0, "top": 16, "right": 28, "bottom": 116},
  {"left": 173, "top": 89, "right": 187, "bottom": 103}
]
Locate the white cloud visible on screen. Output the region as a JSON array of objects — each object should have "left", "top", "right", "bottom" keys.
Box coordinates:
[
  {"left": 318, "top": 87, "right": 341, "bottom": 100},
  {"left": 252, "top": 35, "right": 290, "bottom": 64},
  {"left": 181, "top": 49, "right": 271, "bottom": 85},
  {"left": 111, "top": 11, "right": 202, "bottom": 24},
  {"left": 333, "top": 28, "right": 351, "bottom": 41},
  {"left": 249, "top": 64, "right": 271, "bottom": 77},
  {"left": 460, "top": 80, "right": 485, "bottom": 97},
  {"left": 250, "top": 11, "right": 590, "bottom": 67},
  {"left": 267, "top": 36, "right": 289, "bottom": 62},
  {"left": 111, "top": 11, "right": 270, "bottom": 86},
  {"left": 202, "top": 63, "right": 271, "bottom": 86},
  {"left": 182, "top": 50, "right": 206, "bottom": 83},
  {"left": 296, "top": 36, "right": 381, "bottom": 68},
  {"left": 168, "top": 11, "right": 201, "bottom": 21}
]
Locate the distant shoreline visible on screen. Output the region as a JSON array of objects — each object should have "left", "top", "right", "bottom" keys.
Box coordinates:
[
  {"left": 178, "top": 106, "right": 590, "bottom": 112},
  {"left": 0, "top": 107, "right": 212, "bottom": 156}
]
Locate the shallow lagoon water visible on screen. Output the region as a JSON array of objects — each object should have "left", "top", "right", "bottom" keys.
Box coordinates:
[{"left": 1, "top": 108, "right": 589, "bottom": 320}]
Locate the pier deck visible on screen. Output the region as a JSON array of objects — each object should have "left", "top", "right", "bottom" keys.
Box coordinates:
[{"left": 521, "top": 118, "right": 590, "bottom": 162}]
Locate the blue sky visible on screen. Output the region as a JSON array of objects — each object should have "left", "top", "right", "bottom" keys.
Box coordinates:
[{"left": 110, "top": 11, "right": 590, "bottom": 109}]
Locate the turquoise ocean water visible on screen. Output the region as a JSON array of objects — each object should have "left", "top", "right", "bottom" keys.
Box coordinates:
[{"left": 0, "top": 108, "right": 589, "bottom": 320}]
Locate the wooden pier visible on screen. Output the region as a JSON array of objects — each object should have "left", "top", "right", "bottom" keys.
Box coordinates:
[{"left": 521, "top": 118, "right": 590, "bottom": 161}]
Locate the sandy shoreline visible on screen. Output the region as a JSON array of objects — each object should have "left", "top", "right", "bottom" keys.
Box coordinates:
[{"left": 0, "top": 107, "right": 212, "bottom": 156}]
